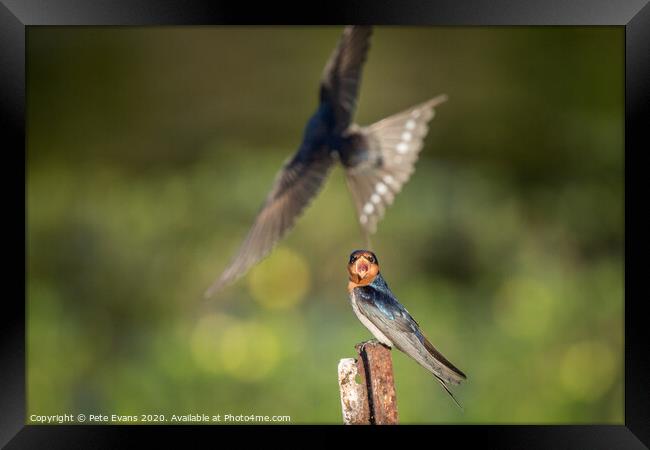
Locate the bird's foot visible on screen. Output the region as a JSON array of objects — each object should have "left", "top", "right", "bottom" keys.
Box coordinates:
[{"left": 357, "top": 339, "right": 391, "bottom": 352}]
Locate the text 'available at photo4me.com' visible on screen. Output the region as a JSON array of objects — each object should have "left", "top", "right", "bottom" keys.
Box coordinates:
[{"left": 29, "top": 413, "right": 292, "bottom": 424}]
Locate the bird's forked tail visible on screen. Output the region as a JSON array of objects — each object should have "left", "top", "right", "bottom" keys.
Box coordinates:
[{"left": 343, "top": 95, "right": 448, "bottom": 235}]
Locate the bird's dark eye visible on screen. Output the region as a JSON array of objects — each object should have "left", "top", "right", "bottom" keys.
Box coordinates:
[
  {"left": 349, "top": 255, "right": 357, "bottom": 264},
  {"left": 367, "top": 256, "right": 375, "bottom": 263}
]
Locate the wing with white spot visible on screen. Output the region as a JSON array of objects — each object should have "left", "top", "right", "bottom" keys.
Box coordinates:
[{"left": 344, "top": 95, "right": 447, "bottom": 234}]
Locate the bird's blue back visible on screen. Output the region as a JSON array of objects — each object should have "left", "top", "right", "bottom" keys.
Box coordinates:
[
  {"left": 354, "top": 273, "right": 417, "bottom": 330},
  {"left": 297, "top": 102, "right": 363, "bottom": 164}
]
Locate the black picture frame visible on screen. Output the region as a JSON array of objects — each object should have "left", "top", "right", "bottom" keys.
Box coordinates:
[{"left": 2, "top": 1, "right": 648, "bottom": 447}]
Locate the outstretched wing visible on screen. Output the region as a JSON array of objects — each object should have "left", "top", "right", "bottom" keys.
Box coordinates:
[
  {"left": 344, "top": 95, "right": 448, "bottom": 234},
  {"left": 320, "top": 26, "right": 373, "bottom": 133},
  {"left": 205, "top": 153, "right": 334, "bottom": 297},
  {"left": 354, "top": 284, "right": 466, "bottom": 386}
]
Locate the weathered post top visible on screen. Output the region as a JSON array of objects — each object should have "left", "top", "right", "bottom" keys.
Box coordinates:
[{"left": 338, "top": 339, "right": 398, "bottom": 425}]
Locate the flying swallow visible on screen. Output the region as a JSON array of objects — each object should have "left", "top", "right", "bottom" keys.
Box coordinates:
[
  {"left": 346, "top": 249, "right": 466, "bottom": 407},
  {"left": 206, "top": 26, "right": 448, "bottom": 297}
]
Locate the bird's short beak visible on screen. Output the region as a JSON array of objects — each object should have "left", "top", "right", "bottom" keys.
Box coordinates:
[{"left": 355, "top": 258, "right": 369, "bottom": 279}]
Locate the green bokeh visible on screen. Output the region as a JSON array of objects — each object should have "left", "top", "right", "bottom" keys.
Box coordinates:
[{"left": 27, "top": 26, "right": 623, "bottom": 424}]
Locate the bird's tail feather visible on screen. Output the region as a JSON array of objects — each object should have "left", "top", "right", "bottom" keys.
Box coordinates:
[
  {"left": 436, "top": 376, "right": 464, "bottom": 410},
  {"left": 344, "top": 95, "right": 448, "bottom": 235},
  {"left": 421, "top": 335, "right": 467, "bottom": 384}
]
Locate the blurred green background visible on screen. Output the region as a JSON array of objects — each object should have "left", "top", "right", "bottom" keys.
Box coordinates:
[{"left": 27, "top": 27, "right": 623, "bottom": 424}]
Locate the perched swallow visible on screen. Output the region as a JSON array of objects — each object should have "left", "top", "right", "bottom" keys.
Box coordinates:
[
  {"left": 347, "top": 249, "right": 466, "bottom": 407},
  {"left": 206, "top": 26, "right": 447, "bottom": 297}
]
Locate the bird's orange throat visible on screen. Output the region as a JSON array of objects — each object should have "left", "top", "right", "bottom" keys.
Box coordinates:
[{"left": 347, "top": 258, "right": 379, "bottom": 292}]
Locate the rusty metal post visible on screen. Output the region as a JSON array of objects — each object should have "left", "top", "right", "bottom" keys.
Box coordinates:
[
  {"left": 338, "top": 339, "right": 398, "bottom": 425},
  {"left": 337, "top": 358, "right": 371, "bottom": 424}
]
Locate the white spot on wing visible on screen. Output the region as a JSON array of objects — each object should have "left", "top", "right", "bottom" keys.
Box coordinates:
[
  {"left": 363, "top": 203, "right": 374, "bottom": 214},
  {"left": 401, "top": 131, "right": 412, "bottom": 141},
  {"left": 359, "top": 214, "right": 368, "bottom": 224},
  {"left": 397, "top": 142, "right": 409, "bottom": 153},
  {"left": 405, "top": 119, "right": 416, "bottom": 130},
  {"left": 375, "top": 182, "right": 387, "bottom": 195},
  {"left": 370, "top": 193, "right": 381, "bottom": 204},
  {"left": 383, "top": 175, "right": 395, "bottom": 185}
]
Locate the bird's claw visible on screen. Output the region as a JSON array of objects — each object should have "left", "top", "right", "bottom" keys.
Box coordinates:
[{"left": 357, "top": 339, "right": 391, "bottom": 353}]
